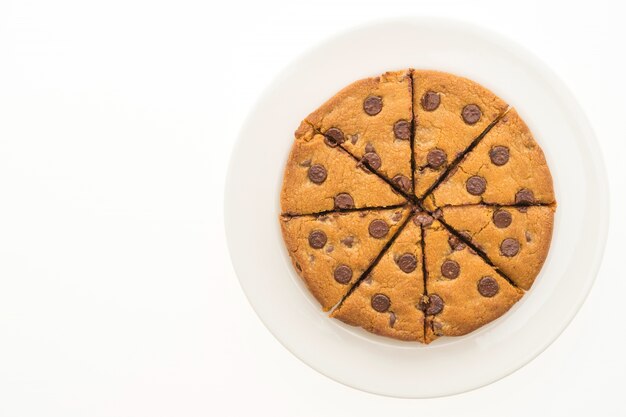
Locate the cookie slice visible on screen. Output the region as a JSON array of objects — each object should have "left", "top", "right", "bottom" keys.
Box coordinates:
[
  {"left": 330, "top": 215, "right": 425, "bottom": 341},
  {"left": 412, "top": 70, "right": 509, "bottom": 197},
  {"left": 423, "top": 109, "right": 555, "bottom": 209},
  {"left": 305, "top": 70, "right": 413, "bottom": 190},
  {"left": 281, "top": 123, "right": 406, "bottom": 215},
  {"left": 281, "top": 207, "right": 411, "bottom": 311},
  {"left": 439, "top": 205, "right": 555, "bottom": 290},
  {"left": 422, "top": 220, "right": 523, "bottom": 344}
]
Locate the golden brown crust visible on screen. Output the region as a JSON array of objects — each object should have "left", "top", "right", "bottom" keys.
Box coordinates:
[
  {"left": 440, "top": 205, "right": 555, "bottom": 290},
  {"left": 424, "top": 109, "right": 555, "bottom": 209},
  {"left": 422, "top": 221, "right": 523, "bottom": 343},
  {"left": 412, "top": 70, "right": 509, "bottom": 197},
  {"left": 330, "top": 217, "right": 425, "bottom": 341},
  {"left": 305, "top": 70, "right": 413, "bottom": 184},
  {"left": 281, "top": 207, "right": 411, "bottom": 311},
  {"left": 280, "top": 123, "right": 406, "bottom": 215}
]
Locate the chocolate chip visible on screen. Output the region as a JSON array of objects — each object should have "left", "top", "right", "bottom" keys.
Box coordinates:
[
  {"left": 361, "top": 152, "right": 382, "bottom": 170},
  {"left": 363, "top": 96, "right": 383, "bottom": 115},
  {"left": 477, "top": 276, "right": 499, "bottom": 297},
  {"left": 525, "top": 231, "right": 532, "bottom": 242},
  {"left": 413, "top": 212, "right": 433, "bottom": 226},
  {"left": 333, "top": 265, "right": 353, "bottom": 284},
  {"left": 393, "top": 120, "right": 411, "bottom": 140},
  {"left": 349, "top": 134, "right": 359, "bottom": 144},
  {"left": 308, "top": 230, "right": 327, "bottom": 249},
  {"left": 365, "top": 143, "right": 375, "bottom": 153},
  {"left": 396, "top": 253, "right": 417, "bottom": 273},
  {"left": 421, "top": 91, "right": 440, "bottom": 111},
  {"left": 392, "top": 174, "right": 411, "bottom": 193},
  {"left": 462, "top": 104, "right": 482, "bottom": 124},
  {"left": 334, "top": 193, "right": 354, "bottom": 209},
  {"left": 425, "top": 294, "right": 444, "bottom": 315},
  {"left": 515, "top": 188, "right": 535, "bottom": 205},
  {"left": 466, "top": 175, "right": 487, "bottom": 195},
  {"left": 341, "top": 236, "right": 355, "bottom": 248},
  {"left": 389, "top": 312, "right": 396, "bottom": 327},
  {"left": 324, "top": 127, "right": 345, "bottom": 147},
  {"left": 371, "top": 293, "right": 391, "bottom": 312},
  {"left": 325, "top": 245, "right": 334, "bottom": 253},
  {"left": 308, "top": 164, "right": 327, "bottom": 184},
  {"left": 441, "top": 260, "right": 460, "bottom": 279},
  {"left": 427, "top": 149, "right": 447, "bottom": 169},
  {"left": 500, "top": 238, "right": 520, "bottom": 257},
  {"left": 448, "top": 235, "right": 466, "bottom": 251},
  {"left": 369, "top": 219, "right": 389, "bottom": 239},
  {"left": 493, "top": 209, "right": 512, "bottom": 228},
  {"left": 391, "top": 211, "right": 403, "bottom": 222},
  {"left": 489, "top": 146, "right": 510, "bottom": 166}
]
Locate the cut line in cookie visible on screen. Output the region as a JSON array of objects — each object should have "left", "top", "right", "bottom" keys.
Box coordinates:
[{"left": 281, "top": 203, "right": 409, "bottom": 219}]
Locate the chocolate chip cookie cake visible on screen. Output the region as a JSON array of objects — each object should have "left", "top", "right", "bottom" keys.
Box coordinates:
[{"left": 280, "top": 69, "right": 555, "bottom": 344}]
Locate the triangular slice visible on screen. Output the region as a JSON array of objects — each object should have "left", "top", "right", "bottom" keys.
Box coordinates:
[
  {"left": 331, "top": 214, "right": 425, "bottom": 342},
  {"left": 305, "top": 70, "right": 413, "bottom": 189},
  {"left": 439, "top": 205, "right": 555, "bottom": 290},
  {"left": 281, "top": 206, "right": 411, "bottom": 311},
  {"left": 423, "top": 109, "right": 555, "bottom": 209},
  {"left": 412, "top": 70, "right": 509, "bottom": 197},
  {"left": 281, "top": 123, "right": 406, "bottom": 215},
  {"left": 422, "top": 220, "right": 523, "bottom": 344}
]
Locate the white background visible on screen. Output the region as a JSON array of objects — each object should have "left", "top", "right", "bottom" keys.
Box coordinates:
[{"left": 0, "top": 0, "right": 623, "bottom": 416}]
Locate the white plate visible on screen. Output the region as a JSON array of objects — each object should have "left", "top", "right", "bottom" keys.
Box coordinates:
[{"left": 225, "top": 18, "right": 608, "bottom": 398}]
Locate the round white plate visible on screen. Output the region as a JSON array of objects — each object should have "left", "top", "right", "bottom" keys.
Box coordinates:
[{"left": 225, "top": 18, "right": 608, "bottom": 398}]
